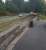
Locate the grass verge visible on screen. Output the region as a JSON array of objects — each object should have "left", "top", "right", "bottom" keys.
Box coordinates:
[
  {"left": 0, "top": 16, "right": 20, "bottom": 32},
  {"left": 40, "top": 15, "right": 46, "bottom": 20}
]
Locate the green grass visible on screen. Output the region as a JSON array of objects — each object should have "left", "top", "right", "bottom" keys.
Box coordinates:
[
  {"left": 0, "top": 16, "right": 20, "bottom": 32},
  {"left": 0, "top": 16, "right": 27, "bottom": 32},
  {"left": 40, "top": 15, "right": 46, "bottom": 20}
]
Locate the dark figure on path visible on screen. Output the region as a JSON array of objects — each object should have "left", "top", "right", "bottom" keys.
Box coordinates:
[{"left": 29, "top": 20, "right": 33, "bottom": 27}]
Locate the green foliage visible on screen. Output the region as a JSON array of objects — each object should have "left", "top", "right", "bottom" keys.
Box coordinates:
[
  {"left": 0, "top": 1, "right": 6, "bottom": 12},
  {"left": 0, "top": 0, "right": 32, "bottom": 13},
  {"left": 0, "top": 0, "right": 46, "bottom": 14},
  {"left": 6, "top": 3, "right": 16, "bottom": 12}
]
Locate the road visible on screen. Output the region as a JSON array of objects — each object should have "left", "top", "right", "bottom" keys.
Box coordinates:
[{"left": 13, "top": 21, "right": 46, "bottom": 50}]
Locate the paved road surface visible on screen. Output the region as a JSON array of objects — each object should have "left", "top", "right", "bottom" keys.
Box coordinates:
[{"left": 13, "top": 21, "right": 46, "bottom": 50}]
